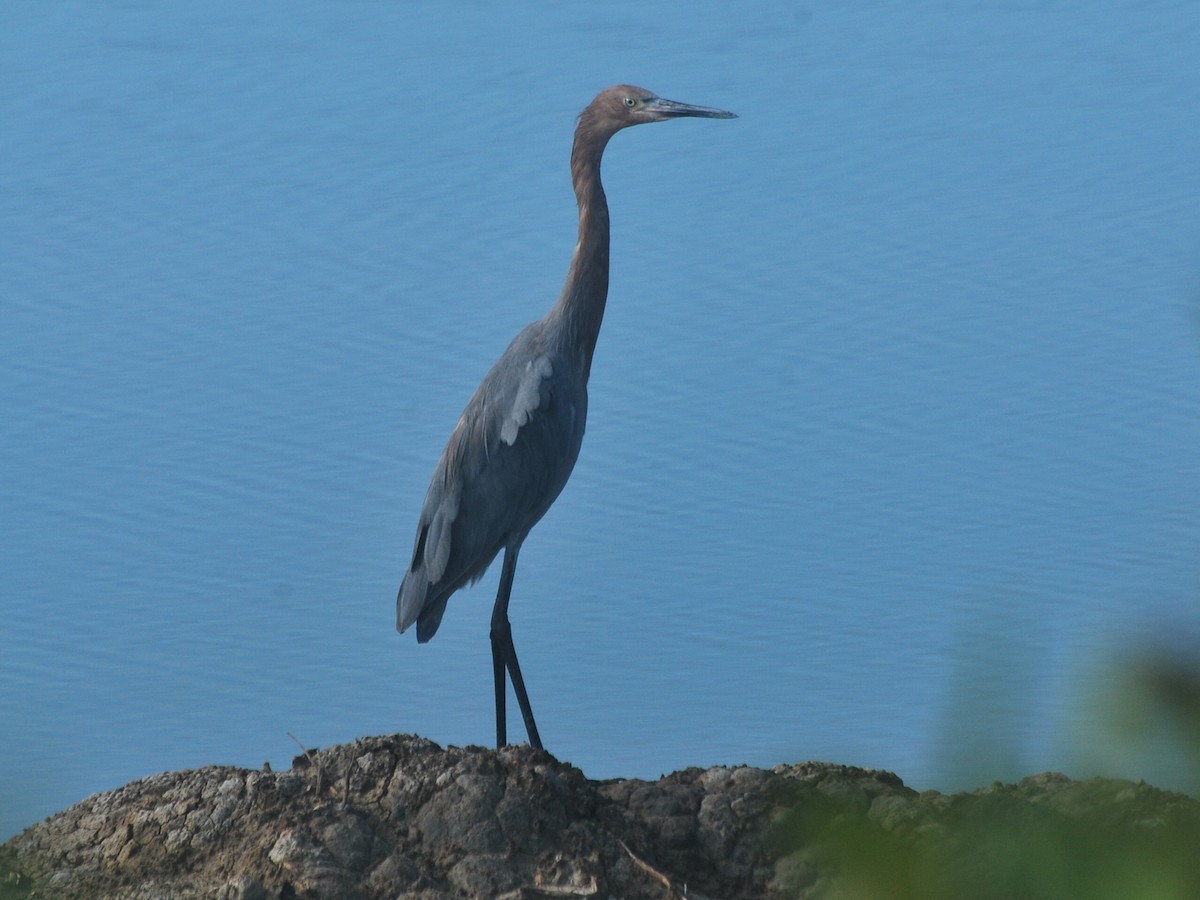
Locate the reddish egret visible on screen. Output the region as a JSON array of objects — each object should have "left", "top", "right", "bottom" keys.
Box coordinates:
[{"left": 397, "top": 85, "right": 736, "bottom": 749}]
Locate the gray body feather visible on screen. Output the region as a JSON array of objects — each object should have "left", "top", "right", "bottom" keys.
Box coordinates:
[{"left": 397, "top": 319, "right": 585, "bottom": 642}]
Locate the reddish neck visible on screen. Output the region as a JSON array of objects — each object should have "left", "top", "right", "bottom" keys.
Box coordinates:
[{"left": 547, "top": 122, "right": 613, "bottom": 383}]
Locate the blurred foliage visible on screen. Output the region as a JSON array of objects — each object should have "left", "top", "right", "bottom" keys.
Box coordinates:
[
  {"left": 773, "top": 779, "right": 1200, "bottom": 899},
  {"left": 1109, "top": 649, "right": 1200, "bottom": 793},
  {"left": 0, "top": 847, "right": 30, "bottom": 900},
  {"left": 771, "top": 647, "right": 1200, "bottom": 899}
]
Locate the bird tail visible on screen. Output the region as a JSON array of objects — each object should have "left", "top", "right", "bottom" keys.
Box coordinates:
[
  {"left": 396, "top": 573, "right": 424, "bottom": 634},
  {"left": 398, "top": 479, "right": 460, "bottom": 639},
  {"left": 397, "top": 574, "right": 448, "bottom": 644}
]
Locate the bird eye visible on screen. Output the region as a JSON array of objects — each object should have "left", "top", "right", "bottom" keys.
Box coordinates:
[{"left": 623, "top": 96, "right": 637, "bottom": 108}]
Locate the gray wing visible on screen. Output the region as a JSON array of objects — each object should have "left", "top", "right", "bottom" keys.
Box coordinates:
[{"left": 397, "top": 323, "right": 586, "bottom": 642}]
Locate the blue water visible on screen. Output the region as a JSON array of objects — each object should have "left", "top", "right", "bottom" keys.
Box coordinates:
[{"left": 4, "top": 2, "right": 1200, "bottom": 840}]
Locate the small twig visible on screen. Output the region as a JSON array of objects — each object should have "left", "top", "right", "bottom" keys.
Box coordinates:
[
  {"left": 616, "top": 837, "right": 685, "bottom": 898},
  {"left": 287, "top": 731, "right": 325, "bottom": 794},
  {"left": 286, "top": 731, "right": 313, "bottom": 760}
]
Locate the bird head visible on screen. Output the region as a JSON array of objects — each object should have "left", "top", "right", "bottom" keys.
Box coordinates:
[{"left": 579, "top": 85, "right": 736, "bottom": 139}]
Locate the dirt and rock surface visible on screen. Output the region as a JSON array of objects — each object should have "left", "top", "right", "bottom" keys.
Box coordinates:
[{"left": 3, "top": 733, "right": 1198, "bottom": 899}]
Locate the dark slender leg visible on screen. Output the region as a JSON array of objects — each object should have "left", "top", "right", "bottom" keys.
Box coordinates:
[
  {"left": 502, "top": 626, "right": 543, "bottom": 750},
  {"left": 489, "top": 544, "right": 543, "bottom": 750},
  {"left": 492, "top": 621, "right": 508, "bottom": 747}
]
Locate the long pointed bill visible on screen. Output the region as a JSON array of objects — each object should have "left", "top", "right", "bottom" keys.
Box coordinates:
[{"left": 646, "top": 97, "right": 738, "bottom": 120}]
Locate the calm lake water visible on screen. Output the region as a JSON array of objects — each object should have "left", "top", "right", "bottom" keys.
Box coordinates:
[{"left": 4, "top": 2, "right": 1200, "bottom": 840}]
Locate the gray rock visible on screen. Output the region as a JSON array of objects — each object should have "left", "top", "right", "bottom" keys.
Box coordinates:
[{"left": 3, "top": 734, "right": 1198, "bottom": 899}]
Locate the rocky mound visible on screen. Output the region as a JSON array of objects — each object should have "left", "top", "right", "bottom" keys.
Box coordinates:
[{"left": 3, "top": 734, "right": 1198, "bottom": 899}]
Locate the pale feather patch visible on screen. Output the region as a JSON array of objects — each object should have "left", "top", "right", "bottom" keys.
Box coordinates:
[{"left": 501, "top": 356, "right": 553, "bottom": 446}]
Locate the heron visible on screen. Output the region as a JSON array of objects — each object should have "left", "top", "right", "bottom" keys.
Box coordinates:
[{"left": 396, "top": 85, "right": 736, "bottom": 750}]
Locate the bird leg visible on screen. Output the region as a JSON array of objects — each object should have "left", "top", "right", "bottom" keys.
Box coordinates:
[{"left": 490, "top": 545, "right": 544, "bottom": 750}]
